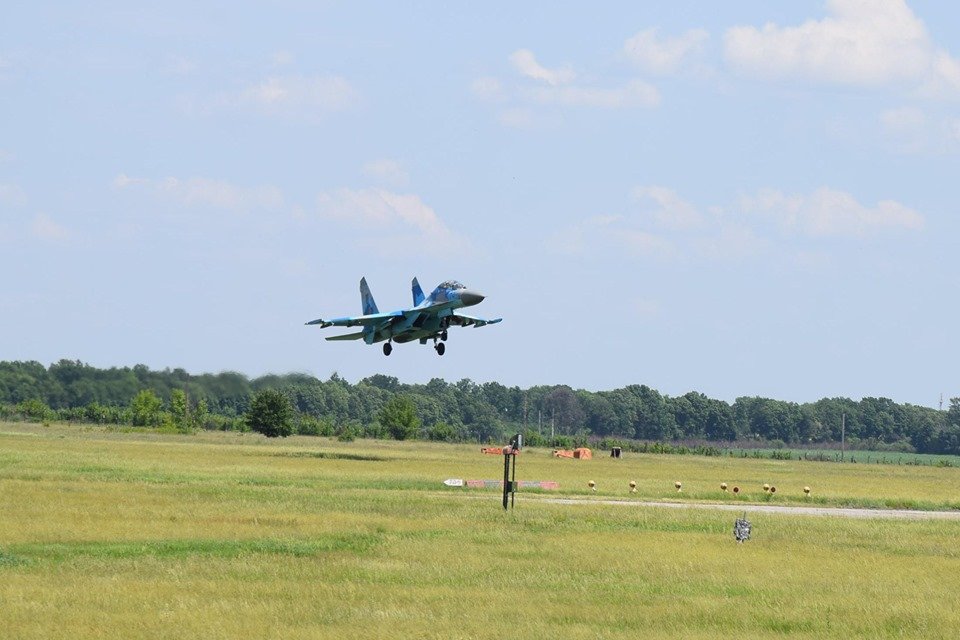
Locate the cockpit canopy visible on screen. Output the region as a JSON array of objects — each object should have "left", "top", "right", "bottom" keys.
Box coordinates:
[{"left": 438, "top": 280, "right": 466, "bottom": 290}]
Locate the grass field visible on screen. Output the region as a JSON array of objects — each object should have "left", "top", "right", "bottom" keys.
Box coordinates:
[{"left": 2, "top": 422, "right": 960, "bottom": 639}]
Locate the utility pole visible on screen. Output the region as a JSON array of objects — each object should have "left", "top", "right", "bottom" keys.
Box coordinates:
[{"left": 841, "top": 412, "right": 846, "bottom": 462}]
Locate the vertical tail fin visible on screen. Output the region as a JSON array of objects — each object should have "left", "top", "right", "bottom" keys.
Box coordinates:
[
  {"left": 411, "top": 277, "right": 425, "bottom": 306},
  {"left": 360, "top": 277, "right": 379, "bottom": 315}
]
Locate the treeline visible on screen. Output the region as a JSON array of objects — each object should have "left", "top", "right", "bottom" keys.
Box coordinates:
[{"left": 2, "top": 359, "right": 960, "bottom": 454}]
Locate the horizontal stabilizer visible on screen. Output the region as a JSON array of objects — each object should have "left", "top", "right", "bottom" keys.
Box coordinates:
[{"left": 326, "top": 331, "right": 366, "bottom": 341}]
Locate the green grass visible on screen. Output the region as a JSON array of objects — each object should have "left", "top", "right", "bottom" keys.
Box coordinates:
[
  {"left": 727, "top": 447, "right": 960, "bottom": 466},
  {"left": 2, "top": 422, "right": 960, "bottom": 638}
]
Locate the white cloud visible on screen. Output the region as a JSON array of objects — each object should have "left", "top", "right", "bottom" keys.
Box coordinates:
[
  {"left": 161, "top": 55, "right": 196, "bottom": 75},
  {"left": 724, "top": 0, "right": 960, "bottom": 95},
  {"left": 632, "top": 186, "right": 703, "bottom": 231},
  {"left": 497, "top": 107, "right": 536, "bottom": 129},
  {"left": 693, "top": 224, "right": 769, "bottom": 261},
  {"left": 475, "top": 46, "right": 663, "bottom": 125},
  {"left": 271, "top": 51, "right": 295, "bottom": 66},
  {"left": 181, "top": 75, "right": 359, "bottom": 119},
  {"left": 523, "top": 79, "right": 660, "bottom": 109},
  {"left": 875, "top": 106, "right": 960, "bottom": 154},
  {"left": 624, "top": 28, "right": 709, "bottom": 75},
  {"left": 509, "top": 49, "right": 575, "bottom": 85},
  {"left": 616, "top": 229, "right": 674, "bottom": 257},
  {"left": 738, "top": 187, "right": 924, "bottom": 236},
  {"left": 950, "top": 119, "right": 960, "bottom": 143},
  {"left": 546, "top": 215, "right": 624, "bottom": 255},
  {"left": 363, "top": 159, "right": 409, "bottom": 187},
  {"left": 547, "top": 214, "right": 675, "bottom": 259},
  {"left": 470, "top": 76, "right": 505, "bottom": 102},
  {"left": 879, "top": 106, "right": 928, "bottom": 152},
  {"left": 31, "top": 213, "right": 69, "bottom": 242},
  {"left": 0, "top": 183, "right": 26, "bottom": 206},
  {"left": 316, "top": 188, "right": 469, "bottom": 256},
  {"left": 495, "top": 107, "right": 563, "bottom": 129},
  {"left": 240, "top": 75, "right": 358, "bottom": 112},
  {"left": 880, "top": 106, "right": 926, "bottom": 133},
  {"left": 114, "top": 174, "right": 283, "bottom": 212},
  {"left": 112, "top": 173, "right": 149, "bottom": 189},
  {"left": 549, "top": 185, "right": 923, "bottom": 263},
  {"left": 0, "top": 149, "right": 13, "bottom": 163}
]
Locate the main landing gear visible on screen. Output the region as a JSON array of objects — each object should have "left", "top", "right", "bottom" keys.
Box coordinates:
[
  {"left": 435, "top": 342, "right": 445, "bottom": 356},
  {"left": 382, "top": 342, "right": 393, "bottom": 356}
]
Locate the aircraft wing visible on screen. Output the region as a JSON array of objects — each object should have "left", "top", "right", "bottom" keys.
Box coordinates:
[
  {"left": 450, "top": 312, "right": 502, "bottom": 328},
  {"left": 306, "top": 310, "right": 404, "bottom": 328}
]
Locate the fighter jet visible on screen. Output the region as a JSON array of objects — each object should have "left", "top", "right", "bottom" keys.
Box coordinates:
[{"left": 306, "top": 278, "right": 501, "bottom": 356}]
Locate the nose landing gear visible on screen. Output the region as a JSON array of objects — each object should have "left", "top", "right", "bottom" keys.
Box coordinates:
[
  {"left": 435, "top": 341, "right": 445, "bottom": 356},
  {"left": 382, "top": 342, "right": 393, "bottom": 356}
]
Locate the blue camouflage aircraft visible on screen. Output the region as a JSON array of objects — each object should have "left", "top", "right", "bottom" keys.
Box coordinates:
[{"left": 306, "top": 278, "right": 501, "bottom": 356}]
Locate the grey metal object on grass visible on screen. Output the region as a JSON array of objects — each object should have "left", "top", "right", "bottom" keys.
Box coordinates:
[{"left": 734, "top": 514, "right": 752, "bottom": 543}]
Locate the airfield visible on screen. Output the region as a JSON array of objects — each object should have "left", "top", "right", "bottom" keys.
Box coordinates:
[{"left": 2, "top": 423, "right": 960, "bottom": 639}]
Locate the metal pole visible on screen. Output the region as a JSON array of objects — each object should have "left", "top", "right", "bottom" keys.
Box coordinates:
[
  {"left": 502, "top": 450, "right": 511, "bottom": 510},
  {"left": 841, "top": 413, "right": 846, "bottom": 462},
  {"left": 510, "top": 452, "right": 517, "bottom": 509}
]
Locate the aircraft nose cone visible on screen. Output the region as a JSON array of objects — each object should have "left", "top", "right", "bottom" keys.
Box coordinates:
[{"left": 460, "top": 290, "right": 485, "bottom": 306}]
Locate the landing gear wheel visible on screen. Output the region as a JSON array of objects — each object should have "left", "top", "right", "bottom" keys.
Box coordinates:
[
  {"left": 383, "top": 342, "right": 392, "bottom": 356},
  {"left": 441, "top": 330, "right": 448, "bottom": 341},
  {"left": 435, "top": 342, "right": 445, "bottom": 356}
]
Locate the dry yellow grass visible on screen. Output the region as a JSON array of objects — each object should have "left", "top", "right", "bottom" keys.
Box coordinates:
[{"left": 2, "top": 422, "right": 960, "bottom": 639}]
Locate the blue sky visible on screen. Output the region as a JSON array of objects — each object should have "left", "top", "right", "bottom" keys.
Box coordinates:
[{"left": 1, "top": 1, "right": 958, "bottom": 406}]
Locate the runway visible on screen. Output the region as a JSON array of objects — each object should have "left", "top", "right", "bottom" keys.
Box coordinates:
[{"left": 535, "top": 497, "right": 960, "bottom": 520}]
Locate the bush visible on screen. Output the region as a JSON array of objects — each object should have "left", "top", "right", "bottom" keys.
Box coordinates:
[
  {"left": 427, "top": 422, "right": 458, "bottom": 442},
  {"left": 130, "top": 390, "right": 163, "bottom": 427},
  {"left": 378, "top": 395, "right": 421, "bottom": 441},
  {"left": 17, "top": 398, "right": 52, "bottom": 422},
  {"left": 521, "top": 430, "right": 549, "bottom": 448},
  {"left": 245, "top": 390, "right": 294, "bottom": 438},
  {"left": 363, "top": 421, "right": 388, "bottom": 439},
  {"left": 336, "top": 421, "right": 362, "bottom": 442},
  {"left": 297, "top": 415, "right": 334, "bottom": 437}
]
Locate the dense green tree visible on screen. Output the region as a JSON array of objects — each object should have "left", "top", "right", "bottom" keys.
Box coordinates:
[
  {"left": 1, "top": 359, "right": 958, "bottom": 454},
  {"left": 947, "top": 397, "right": 960, "bottom": 427},
  {"left": 628, "top": 385, "right": 677, "bottom": 440},
  {"left": 378, "top": 395, "right": 421, "bottom": 440},
  {"left": 246, "top": 389, "right": 294, "bottom": 438},
  {"left": 543, "top": 386, "right": 585, "bottom": 435},
  {"left": 170, "top": 389, "right": 188, "bottom": 430},
  {"left": 427, "top": 421, "right": 459, "bottom": 442},
  {"left": 130, "top": 389, "right": 163, "bottom": 426},
  {"left": 17, "top": 398, "right": 51, "bottom": 421}
]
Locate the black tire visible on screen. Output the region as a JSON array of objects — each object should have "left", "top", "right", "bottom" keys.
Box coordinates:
[
  {"left": 383, "top": 343, "right": 392, "bottom": 356},
  {"left": 435, "top": 342, "right": 445, "bottom": 356}
]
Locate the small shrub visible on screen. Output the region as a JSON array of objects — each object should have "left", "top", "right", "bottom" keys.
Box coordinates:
[
  {"left": 297, "top": 415, "right": 334, "bottom": 437},
  {"left": 427, "top": 422, "right": 458, "bottom": 442},
  {"left": 336, "top": 421, "right": 362, "bottom": 442}
]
